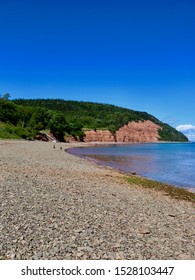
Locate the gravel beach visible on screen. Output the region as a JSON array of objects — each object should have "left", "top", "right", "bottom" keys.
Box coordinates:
[{"left": 0, "top": 140, "right": 194, "bottom": 260}]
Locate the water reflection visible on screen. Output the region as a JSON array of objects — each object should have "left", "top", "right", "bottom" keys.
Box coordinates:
[{"left": 69, "top": 143, "right": 195, "bottom": 191}]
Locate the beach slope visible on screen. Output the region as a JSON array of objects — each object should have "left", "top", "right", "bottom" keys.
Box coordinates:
[{"left": 0, "top": 141, "right": 194, "bottom": 259}]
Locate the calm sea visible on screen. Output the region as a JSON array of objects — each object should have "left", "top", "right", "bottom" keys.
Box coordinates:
[{"left": 69, "top": 142, "right": 195, "bottom": 191}]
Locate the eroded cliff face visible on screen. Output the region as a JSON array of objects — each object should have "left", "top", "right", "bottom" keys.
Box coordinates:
[
  {"left": 84, "top": 129, "right": 115, "bottom": 142},
  {"left": 115, "top": 120, "right": 162, "bottom": 142},
  {"left": 84, "top": 120, "right": 162, "bottom": 142}
]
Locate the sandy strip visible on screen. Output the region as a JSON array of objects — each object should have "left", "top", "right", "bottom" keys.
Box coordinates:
[{"left": 0, "top": 140, "right": 194, "bottom": 260}]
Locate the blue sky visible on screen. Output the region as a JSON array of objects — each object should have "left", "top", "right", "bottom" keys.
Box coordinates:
[{"left": 0, "top": 0, "right": 195, "bottom": 139}]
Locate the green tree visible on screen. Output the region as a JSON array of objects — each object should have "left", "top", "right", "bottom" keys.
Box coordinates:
[
  {"left": 29, "top": 108, "right": 50, "bottom": 131},
  {"left": 49, "top": 113, "right": 68, "bottom": 142},
  {"left": 69, "top": 121, "right": 84, "bottom": 141},
  {"left": 2, "top": 93, "right": 11, "bottom": 100},
  {"left": 0, "top": 99, "right": 18, "bottom": 125}
]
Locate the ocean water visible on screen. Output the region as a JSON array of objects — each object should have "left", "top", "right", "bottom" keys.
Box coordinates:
[{"left": 69, "top": 143, "right": 195, "bottom": 191}]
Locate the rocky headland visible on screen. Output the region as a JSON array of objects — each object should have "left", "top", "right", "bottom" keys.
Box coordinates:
[{"left": 84, "top": 120, "right": 161, "bottom": 142}]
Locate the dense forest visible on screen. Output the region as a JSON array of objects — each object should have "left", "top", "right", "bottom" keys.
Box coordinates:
[{"left": 0, "top": 97, "right": 188, "bottom": 142}]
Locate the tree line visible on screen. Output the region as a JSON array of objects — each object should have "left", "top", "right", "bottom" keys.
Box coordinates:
[
  {"left": 0, "top": 97, "right": 188, "bottom": 142},
  {"left": 0, "top": 98, "right": 84, "bottom": 141}
]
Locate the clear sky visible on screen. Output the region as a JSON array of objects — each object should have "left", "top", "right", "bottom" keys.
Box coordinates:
[{"left": 0, "top": 0, "right": 195, "bottom": 139}]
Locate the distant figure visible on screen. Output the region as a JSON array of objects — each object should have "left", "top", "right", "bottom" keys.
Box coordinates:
[
  {"left": 60, "top": 147, "right": 62, "bottom": 150},
  {"left": 53, "top": 144, "right": 56, "bottom": 149}
]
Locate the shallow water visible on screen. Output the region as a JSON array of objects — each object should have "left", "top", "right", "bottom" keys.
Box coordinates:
[{"left": 69, "top": 142, "right": 195, "bottom": 191}]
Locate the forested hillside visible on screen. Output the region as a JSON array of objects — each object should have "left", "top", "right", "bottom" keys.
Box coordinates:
[{"left": 0, "top": 98, "right": 188, "bottom": 142}]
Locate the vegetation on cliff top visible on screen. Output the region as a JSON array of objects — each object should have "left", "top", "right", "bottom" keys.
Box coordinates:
[{"left": 0, "top": 97, "right": 188, "bottom": 142}]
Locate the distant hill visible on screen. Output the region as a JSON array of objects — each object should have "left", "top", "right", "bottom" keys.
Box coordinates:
[{"left": 0, "top": 98, "right": 188, "bottom": 142}]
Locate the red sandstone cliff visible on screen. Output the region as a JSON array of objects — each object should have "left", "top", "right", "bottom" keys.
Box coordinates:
[
  {"left": 84, "top": 120, "right": 162, "bottom": 142},
  {"left": 84, "top": 129, "right": 115, "bottom": 142}
]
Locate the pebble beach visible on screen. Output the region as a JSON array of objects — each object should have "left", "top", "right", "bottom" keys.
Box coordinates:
[{"left": 0, "top": 140, "right": 194, "bottom": 260}]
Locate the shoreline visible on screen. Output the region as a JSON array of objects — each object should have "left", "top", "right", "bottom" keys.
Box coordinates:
[
  {"left": 0, "top": 140, "right": 194, "bottom": 260},
  {"left": 67, "top": 143, "right": 195, "bottom": 197}
]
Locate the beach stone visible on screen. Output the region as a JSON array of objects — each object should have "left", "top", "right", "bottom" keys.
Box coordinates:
[
  {"left": 168, "top": 214, "right": 176, "bottom": 217},
  {"left": 116, "top": 252, "right": 125, "bottom": 259},
  {"left": 114, "top": 243, "right": 121, "bottom": 248},
  {"left": 177, "top": 253, "right": 192, "bottom": 260},
  {"left": 139, "top": 227, "right": 151, "bottom": 234}
]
